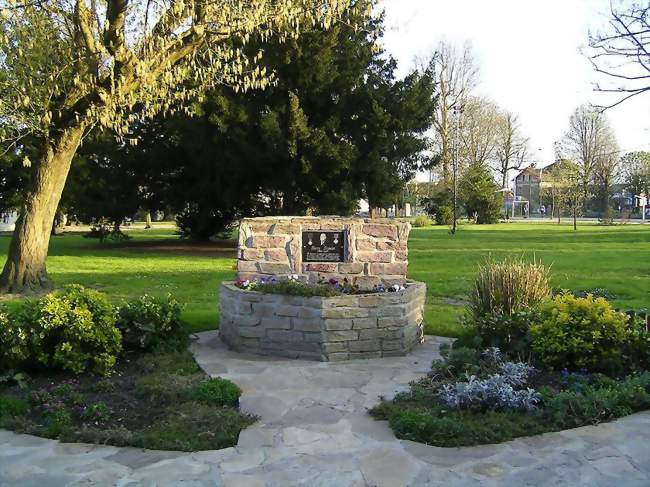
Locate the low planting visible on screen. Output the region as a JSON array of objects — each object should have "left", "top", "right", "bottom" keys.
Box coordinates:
[
  {"left": 234, "top": 276, "right": 406, "bottom": 296},
  {"left": 373, "top": 257, "right": 650, "bottom": 446},
  {"left": 0, "top": 285, "right": 254, "bottom": 451}
]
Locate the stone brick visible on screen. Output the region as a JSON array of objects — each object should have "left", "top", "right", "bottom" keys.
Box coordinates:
[
  {"left": 258, "top": 262, "right": 292, "bottom": 274},
  {"left": 303, "top": 332, "right": 323, "bottom": 343},
  {"left": 355, "top": 238, "right": 377, "bottom": 251},
  {"left": 362, "top": 224, "right": 398, "bottom": 240},
  {"left": 236, "top": 302, "right": 253, "bottom": 314},
  {"left": 323, "top": 342, "right": 348, "bottom": 353},
  {"left": 239, "top": 337, "right": 262, "bottom": 348},
  {"left": 260, "top": 317, "right": 292, "bottom": 330},
  {"left": 274, "top": 305, "right": 299, "bottom": 317},
  {"left": 378, "top": 316, "right": 408, "bottom": 328},
  {"left": 321, "top": 307, "right": 369, "bottom": 319},
  {"left": 376, "top": 305, "right": 405, "bottom": 317},
  {"left": 381, "top": 339, "right": 403, "bottom": 351},
  {"left": 269, "top": 222, "right": 299, "bottom": 235},
  {"left": 240, "top": 248, "right": 263, "bottom": 260},
  {"left": 252, "top": 235, "right": 287, "bottom": 248},
  {"left": 252, "top": 303, "right": 276, "bottom": 316},
  {"left": 359, "top": 328, "right": 401, "bottom": 340},
  {"left": 327, "top": 352, "right": 350, "bottom": 361},
  {"left": 237, "top": 260, "right": 259, "bottom": 272},
  {"left": 292, "top": 318, "right": 324, "bottom": 332},
  {"left": 239, "top": 292, "right": 263, "bottom": 303},
  {"left": 329, "top": 295, "right": 359, "bottom": 308},
  {"left": 227, "top": 315, "right": 260, "bottom": 327},
  {"left": 324, "top": 319, "right": 353, "bottom": 331},
  {"left": 298, "top": 307, "right": 322, "bottom": 319},
  {"left": 354, "top": 276, "right": 382, "bottom": 290},
  {"left": 381, "top": 350, "right": 405, "bottom": 358},
  {"left": 376, "top": 241, "right": 396, "bottom": 251},
  {"left": 358, "top": 295, "right": 381, "bottom": 307},
  {"left": 337, "top": 263, "right": 364, "bottom": 274},
  {"left": 355, "top": 251, "right": 393, "bottom": 263},
  {"left": 370, "top": 262, "right": 407, "bottom": 275},
  {"left": 297, "top": 352, "right": 326, "bottom": 360},
  {"left": 352, "top": 318, "right": 377, "bottom": 330},
  {"left": 265, "top": 249, "right": 289, "bottom": 262},
  {"left": 238, "top": 326, "right": 266, "bottom": 338},
  {"left": 303, "top": 263, "right": 338, "bottom": 273},
  {"left": 325, "top": 330, "right": 359, "bottom": 342},
  {"left": 348, "top": 340, "right": 380, "bottom": 352},
  {"left": 266, "top": 330, "right": 303, "bottom": 342},
  {"left": 349, "top": 351, "right": 382, "bottom": 359},
  {"left": 394, "top": 249, "right": 408, "bottom": 261}
]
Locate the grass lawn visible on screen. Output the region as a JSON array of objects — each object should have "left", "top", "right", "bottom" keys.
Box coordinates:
[{"left": 1, "top": 222, "right": 648, "bottom": 337}]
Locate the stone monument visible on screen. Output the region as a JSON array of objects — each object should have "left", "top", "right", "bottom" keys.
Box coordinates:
[{"left": 219, "top": 216, "right": 426, "bottom": 361}]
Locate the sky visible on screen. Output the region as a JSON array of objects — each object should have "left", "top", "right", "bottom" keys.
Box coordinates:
[{"left": 378, "top": 0, "right": 650, "bottom": 181}]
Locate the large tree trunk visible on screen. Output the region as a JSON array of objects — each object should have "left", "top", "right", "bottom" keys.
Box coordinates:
[{"left": 0, "top": 125, "right": 85, "bottom": 293}]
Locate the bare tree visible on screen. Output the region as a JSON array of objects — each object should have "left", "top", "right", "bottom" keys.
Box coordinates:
[
  {"left": 556, "top": 104, "right": 619, "bottom": 207},
  {"left": 428, "top": 41, "right": 479, "bottom": 181},
  {"left": 494, "top": 111, "right": 529, "bottom": 189},
  {"left": 589, "top": 2, "right": 650, "bottom": 109},
  {"left": 458, "top": 96, "right": 501, "bottom": 169}
]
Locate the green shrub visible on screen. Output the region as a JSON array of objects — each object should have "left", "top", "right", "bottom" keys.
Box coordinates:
[
  {"left": 530, "top": 293, "right": 629, "bottom": 372},
  {"left": 433, "top": 347, "right": 480, "bottom": 377},
  {"left": 469, "top": 257, "right": 550, "bottom": 319},
  {"left": 412, "top": 215, "right": 432, "bottom": 227},
  {"left": 44, "top": 408, "right": 72, "bottom": 437},
  {"left": 542, "top": 372, "right": 650, "bottom": 428},
  {"left": 0, "top": 306, "right": 30, "bottom": 370},
  {"left": 81, "top": 402, "right": 112, "bottom": 423},
  {"left": 6, "top": 285, "right": 122, "bottom": 375},
  {"left": 473, "top": 310, "right": 540, "bottom": 355},
  {"left": 116, "top": 294, "right": 186, "bottom": 350},
  {"left": 0, "top": 395, "right": 29, "bottom": 420},
  {"left": 436, "top": 206, "right": 454, "bottom": 226},
  {"left": 190, "top": 378, "right": 242, "bottom": 407}
]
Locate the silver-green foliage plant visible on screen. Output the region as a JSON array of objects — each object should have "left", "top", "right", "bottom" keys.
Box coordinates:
[{"left": 438, "top": 348, "right": 540, "bottom": 412}]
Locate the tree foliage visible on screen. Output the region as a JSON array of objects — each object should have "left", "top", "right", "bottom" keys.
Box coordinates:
[
  {"left": 63, "top": 4, "right": 436, "bottom": 239},
  {"left": 458, "top": 163, "right": 503, "bottom": 224}
]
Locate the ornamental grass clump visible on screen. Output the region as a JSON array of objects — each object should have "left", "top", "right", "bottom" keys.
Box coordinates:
[{"left": 469, "top": 257, "right": 551, "bottom": 319}]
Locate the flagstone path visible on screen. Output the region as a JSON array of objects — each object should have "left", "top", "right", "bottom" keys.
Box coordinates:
[{"left": 2, "top": 331, "right": 650, "bottom": 486}]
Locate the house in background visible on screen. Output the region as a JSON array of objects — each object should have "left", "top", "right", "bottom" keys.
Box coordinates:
[
  {"left": 513, "top": 165, "right": 543, "bottom": 213},
  {"left": 0, "top": 211, "right": 18, "bottom": 232}
]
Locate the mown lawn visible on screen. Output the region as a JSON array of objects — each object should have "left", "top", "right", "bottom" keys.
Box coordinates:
[{"left": 1, "top": 222, "right": 648, "bottom": 336}]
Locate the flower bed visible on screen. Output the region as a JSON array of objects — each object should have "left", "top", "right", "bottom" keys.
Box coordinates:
[
  {"left": 234, "top": 275, "right": 407, "bottom": 297},
  {"left": 371, "top": 258, "right": 650, "bottom": 447},
  {"left": 0, "top": 286, "right": 254, "bottom": 451}
]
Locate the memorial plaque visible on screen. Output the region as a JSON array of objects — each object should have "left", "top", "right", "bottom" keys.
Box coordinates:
[{"left": 302, "top": 230, "right": 345, "bottom": 262}]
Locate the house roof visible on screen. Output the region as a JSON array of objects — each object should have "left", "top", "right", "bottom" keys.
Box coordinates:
[{"left": 514, "top": 165, "right": 542, "bottom": 180}]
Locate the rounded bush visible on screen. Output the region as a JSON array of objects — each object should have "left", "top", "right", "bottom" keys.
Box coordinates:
[
  {"left": 412, "top": 215, "right": 432, "bottom": 228},
  {"left": 530, "top": 293, "right": 629, "bottom": 372},
  {"left": 190, "top": 378, "right": 242, "bottom": 407},
  {"left": 2, "top": 285, "right": 122, "bottom": 375},
  {"left": 116, "top": 294, "right": 185, "bottom": 350}
]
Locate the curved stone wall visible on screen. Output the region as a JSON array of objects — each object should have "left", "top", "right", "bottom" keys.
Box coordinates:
[{"left": 219, "top": 281, "right": 426, "bottom": 361}]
